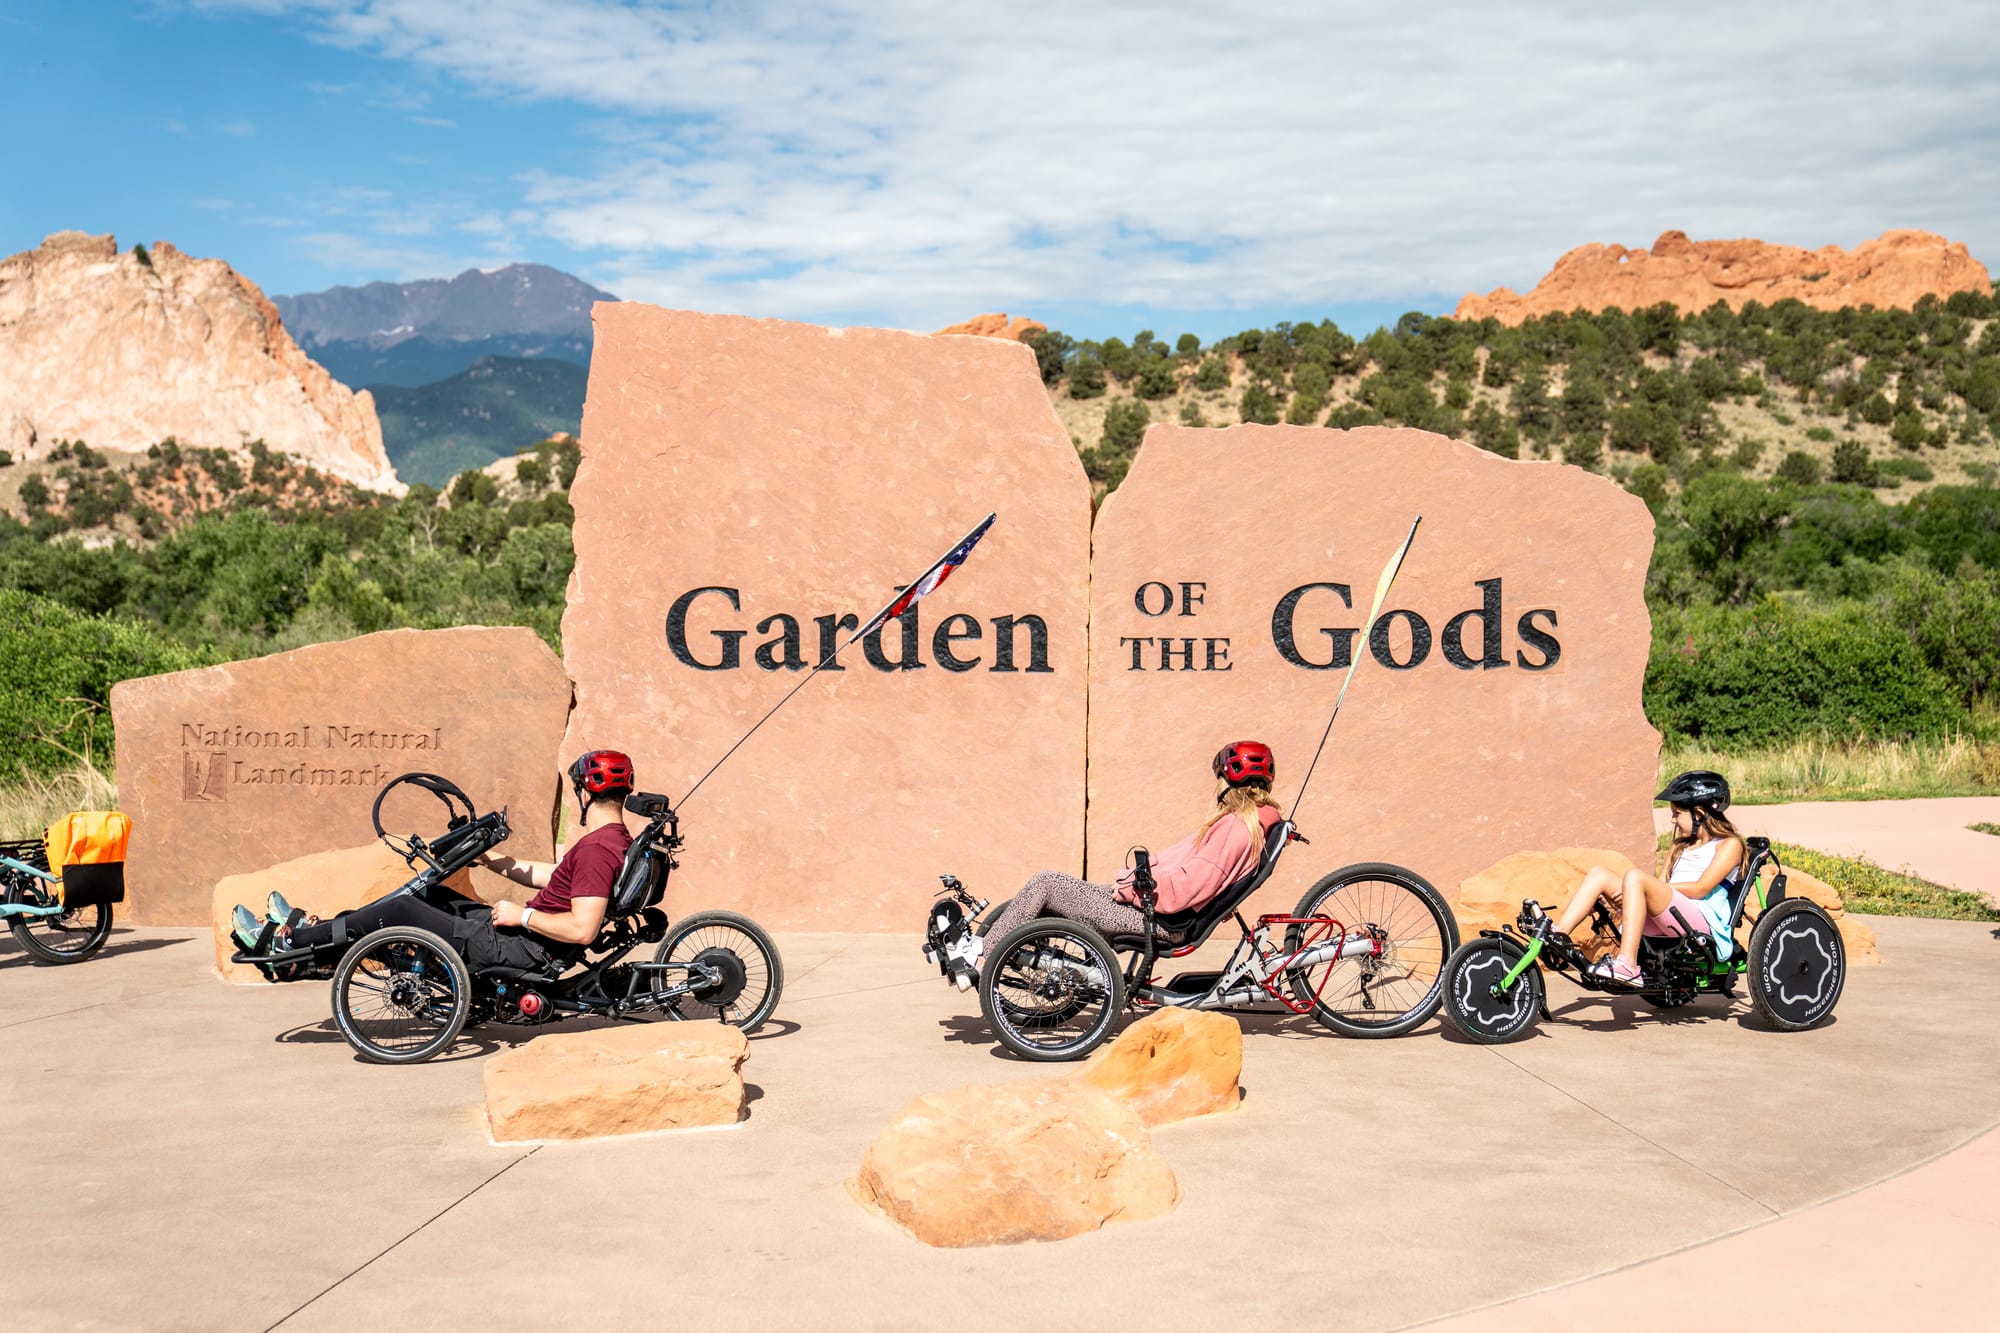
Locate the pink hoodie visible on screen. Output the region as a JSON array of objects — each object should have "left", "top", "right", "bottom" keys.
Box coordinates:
[{"left": 1114, "top": 805, "right": 1284, "bottom": 915}]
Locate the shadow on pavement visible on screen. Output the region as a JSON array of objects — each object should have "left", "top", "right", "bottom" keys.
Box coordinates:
[{"left": 0, "top": 932, "right": 193, "bottom": 969}]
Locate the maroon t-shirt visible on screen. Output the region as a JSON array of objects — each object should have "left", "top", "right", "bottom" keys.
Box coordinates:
[{"left": 527, "top": 822, "right": 631, "bottom": 915}]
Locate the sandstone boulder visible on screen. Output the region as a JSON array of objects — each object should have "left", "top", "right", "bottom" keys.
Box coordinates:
[
  {"left": 564, "top": 305, "right": 1091, "bottom": 931},
  {"left": 0, "top": 231, "right": 400, "bottom": 492},
  {"left": 1456, "top": 229, "right": 1991, "bottom": 325},
  {"left": 209, "top": 842, "right": 475, "bottom": 984},
  {"left": 1073, "top": 1008, "right": 1241, "bottom": 1127},
  {"left": 485, "top": 1021, "right": 749, "bottom": 1143},
  {"left": 851, "top": 1079, "right": 1177, "bottom": 1246},
  {"left": 933, "top": 312, "right": 1048, "bottom": 341},
  {"left": 1454, "top": 847, "right": 1638, "bottom": 955},
  {"left": 111, "top": 626, "right": 570, "bottom": 925},
  {"left": 1738, "top": 867, "right": 1880, "bottom": 966},
  {"left": 1086, "top": 425, "right": 1659, "bottom": 912}
]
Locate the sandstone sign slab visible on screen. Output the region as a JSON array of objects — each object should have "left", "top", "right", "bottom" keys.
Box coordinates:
[
  {"left": 112, "top": 626, "right": 570, "bottom": 925},
  {"left": 850, "top": 1078, "right": 1177, "bottom": 1247},
  {"left": 564, "top": 305, "right": 1090, "bottom": 931},
  {"left": 1085, "top": 425, "right": 1659, "bottom": 915},
  {"left": 485, "top": 1021, "right": 749, "bottom": 1143},
  {"left": 208, "top": 842, "right": 476, "bottom": 984}
]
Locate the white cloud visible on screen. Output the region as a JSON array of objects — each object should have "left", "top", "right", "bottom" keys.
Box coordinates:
[
  {"left": 210, "top": 0, "right": 2000, "bottom": 323},
  {"left": 215, "top": 117, "right": 257, "bottom": 137}
]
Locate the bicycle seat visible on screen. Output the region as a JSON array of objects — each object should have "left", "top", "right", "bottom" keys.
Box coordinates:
[{"left": 1107, "top": 819, "right": 1293, "bottom": 951}]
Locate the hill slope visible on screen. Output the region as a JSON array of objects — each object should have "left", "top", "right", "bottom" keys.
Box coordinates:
[{"left": 369, "top": 356, "right": 587, "bottom": 487}]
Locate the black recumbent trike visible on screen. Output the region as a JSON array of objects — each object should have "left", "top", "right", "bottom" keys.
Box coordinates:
[
  {"left": 1440, "top": 835, "right": 1844, "bottom": 1043},
  {"left": 925, "top": 819, "right": 1460, "bottom": 1061},
  {"left": 232, "top": 772, "right": 783, "bottom": 1064}
]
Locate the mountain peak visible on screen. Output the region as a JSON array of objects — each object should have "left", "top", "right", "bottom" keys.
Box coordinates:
[{"left": 273, "top": 263, "right": 619, "bottom": 348}]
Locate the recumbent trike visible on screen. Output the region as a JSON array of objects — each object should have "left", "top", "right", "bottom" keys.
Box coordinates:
[
  {"left": 232, "top": 772, "right": 783, "bottom": 1064},
  {"left": 925, "top": 819, "right": 1461, "bottom": 1061},
  {"left": 1440, "top": 835, "right": 1844, "bottom": 1043},
  {"left": 2, "top": 811, "right": 130, "bottom": 965}
]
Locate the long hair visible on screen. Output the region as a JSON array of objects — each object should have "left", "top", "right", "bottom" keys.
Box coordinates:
[
  {"left": 1666, "top": 803, "right": 1746, "bottom": 880},
  {"left": 1198, "top": 778, "right": 1282, "bottom": 847}
]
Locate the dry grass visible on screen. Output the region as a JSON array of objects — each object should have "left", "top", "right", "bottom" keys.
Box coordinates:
[
  {"left": 1660, "top": 732, "right": 2000, "bottom": 803},
  {"left": 0, "top": 762, "right": 118, "bottom": 841}
]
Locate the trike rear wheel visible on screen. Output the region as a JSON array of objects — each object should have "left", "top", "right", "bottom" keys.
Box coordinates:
[
  {"left": 1747, "top": 899, "right": 1844, "bottom": 1032},
  {"left": 1441, "top": 938, "right": 1543, "bottom": 1044},
  {"left": 652, "top": 911, "right": 784, "bottom": 1033},
  {"left": 5, "top": 879, "right": 113, "bottom": 965},
  {"left": 331, "top": 926, "right": 471, "bottom": 1064},
  {"left": 978, "top": 918, "right": 1125, "bottom": 1062},
  {"left": 1286, "top": 863, "right": 1457, "bottom": 1037}
]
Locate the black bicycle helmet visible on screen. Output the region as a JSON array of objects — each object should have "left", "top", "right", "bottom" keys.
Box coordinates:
[{"left": 1656, "top": 769, "right": 1730, "bottom": 813}]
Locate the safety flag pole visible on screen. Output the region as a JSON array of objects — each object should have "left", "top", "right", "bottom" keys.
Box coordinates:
[
  {"left": 1288, "top": 515, "right": 1423, "bottom": 825},
  {"left": 677, "top": 512, "right": 997, "bottom": 807}
]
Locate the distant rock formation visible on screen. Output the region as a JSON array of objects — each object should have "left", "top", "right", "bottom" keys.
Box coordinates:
[
  {"left": 934, "top": 312, "right": 1048, "bottom": 341},
  {"left": 0, "top": 231, "right": 401, "bottom": 492},
  {"left": 1457, "top": 229, "right": 1992, "bottom": 325}
]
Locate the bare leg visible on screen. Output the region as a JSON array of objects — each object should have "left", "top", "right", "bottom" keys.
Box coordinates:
[
  {"left": 1616, "top": 869, "right": 1678, "bottom": 965},
  {"left": 1553, "top": 866, "right": 1623, "bottom": 935}
]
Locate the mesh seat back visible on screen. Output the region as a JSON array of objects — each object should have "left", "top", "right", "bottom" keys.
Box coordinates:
[{"left": 607, "top": 839, "right": 666, "bottom": 919}]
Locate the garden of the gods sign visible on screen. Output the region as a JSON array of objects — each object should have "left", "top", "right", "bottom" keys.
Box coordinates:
[{"left": 111, "top": 307, "right": 1656, "bottom": 934}]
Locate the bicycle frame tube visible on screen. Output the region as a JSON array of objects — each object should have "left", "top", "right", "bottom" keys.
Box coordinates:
[
  {"left": 1496, "top": 936, "right": 1544, "bottom": 991},
  {"left": 0, "top": 854, "right": 66, "bottom": 918},
  {"left": 1, "top": 853, "right": 56, "bottom": 882}
]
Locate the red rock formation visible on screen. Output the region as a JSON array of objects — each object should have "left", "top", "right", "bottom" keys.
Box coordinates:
[
  {"left": 0, "top": 231, "right": 401, "bottom": 492},
  {"left": 933, "top": 312, "right": 1048, "bottom": 341},
  {"left": 1457, "top": 229, "right": 1991, "bottom": 325}
]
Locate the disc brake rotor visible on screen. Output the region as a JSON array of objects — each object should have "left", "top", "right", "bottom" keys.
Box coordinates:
[{"left": 687, "top": 945, "right": 749, "bottom": 1008}]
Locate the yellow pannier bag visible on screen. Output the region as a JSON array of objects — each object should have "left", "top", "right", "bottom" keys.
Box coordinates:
[{"left": 44, "top": 810, "right": 131, "bottom": 907}]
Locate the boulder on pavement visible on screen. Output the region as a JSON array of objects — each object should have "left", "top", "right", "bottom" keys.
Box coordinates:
[
  {"left": 851, "top": 1079, "right": 1177, "bottom": 1246},
  {"left": 485, "top": 1021, "right": 749, "bottom": 1143},
  {"left": 1739, "top": 866, "right": 1881, "bottom": 966},
  {"left": 1073, "top": 1008, "right": 1241, "bottom": 1127},
  {"left": 209, "top": 841, "right": 474, "bottom": 983},
  {"left": 1454, "top": 847, "right": 1637, "bottom": 957}
]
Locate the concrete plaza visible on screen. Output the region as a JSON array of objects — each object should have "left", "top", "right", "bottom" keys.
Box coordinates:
[{"left": 5, "top": 911, "right": 1998, "bottom": 1331}]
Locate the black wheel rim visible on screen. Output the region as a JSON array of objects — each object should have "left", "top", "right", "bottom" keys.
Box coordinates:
[
  {"left": 341, "top": 940, "right": 461, "bottom": 1055},
  {"left": 1759, "top": 913, "right": 1842, "bottom": 1026},
  {"left": 988, "top": 928, "right": 1115, "bottom": 1054},
  {"left": 1449, "top": 945, "right": 1536, "bottom": 1037},
  {"left": 1294, "top": 874, "right": 1449, "bottom": 1027},
  {"left": 659, "top": 923, "right": 774, "bottom": 1027}
]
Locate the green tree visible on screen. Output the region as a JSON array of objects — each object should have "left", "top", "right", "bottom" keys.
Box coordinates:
[
  {"left": 1175, "top": 333, "right": 1202, "bottom": 358},
  {"left": 1194, "top": 357, "right": 1230, "bottom": 391},
  {"left": 1830, "top": 440, "right": 1877, "bottom": 486},
  {"left": 1239, "top": 384, "right": 1282, "bottom": 425},
  {"left": 1774, "top": 450, "right": 1822, "bottom": 486},
  {"left": 1068, "top": 356, "right": 1107, "bottom": 399},
  {"left": 1101, "top": 399, "right": 1150, "bottom": 453},
  {"left": 1137, "top": 357, "right": 1179, "bottom": 401},
  {"left": 1024, "top": 330, "right": 1075, "bottom": 386}
]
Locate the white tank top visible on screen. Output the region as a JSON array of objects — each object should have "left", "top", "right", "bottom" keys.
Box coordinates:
[{"left": 1667, "top": 839, "right": 1738, "bottom": 953}]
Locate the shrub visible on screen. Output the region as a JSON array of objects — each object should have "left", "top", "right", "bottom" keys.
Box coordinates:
[
  {"left": 1890, "top": 411, "right": 1929, "bottom": 450},
  {"left": 0, "top": 589, "right": 211, "bottom": 775},
  {"left": 1137, "top": 357, "right": 1178, "bottom": 401},
  {"left": 1731, "top": 437, "right": 1766, "bottom": 470},
  {"left": 1881, "top": 563, "right": 2000, "bottom": 705},
  {"left": 1877, "top": 456, "right": 1934, "bottom": 482},
  {"left": 0, "top": 450, "right": 11, "bottom": 468},
  {"left": 1775, "top": 450, "right": 1822, "bottom": 486},
  {"left": 1194, "top": 357, "right": 1230, "bottom": 391},
  {"left": 1239, "top": 384, "right": 1282, "bottom": 425},
  {"left": 1830, "top": 440, "right": 1877, "bottom": 486},
  {"left": 19, "top": 474, "right": 49, "bottom": 510},
  {"left": 1627, "top": 462, "right": 1670, "bottom": 515},
  {"left": 1101, "top": 399, "right": 1150, "bottom": 453},
  {"left": 1805, "top": 425, "right": 1835, "bottom": 442},
  {"left": 1645, "top": 599, "right": 1970, "bottom": 745},
  {"left": 1179, "top": 400, "right": 1206, "bottom": 426},
  {"left": 1068, "top": 357, "right": 1107, "bottom": 399}
]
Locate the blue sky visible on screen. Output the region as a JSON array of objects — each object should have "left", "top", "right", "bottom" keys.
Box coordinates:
[{"left": 4, "top": 1, "right": 1997, "bottom": 342}]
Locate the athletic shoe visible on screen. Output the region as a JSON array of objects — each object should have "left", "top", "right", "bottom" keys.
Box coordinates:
[
  {"left": 266, "top": 891, "right": 296, "bottom": 925},
  {"left": 1587, "top": 956, "right": 1642, "bottom": 986},
  {"left": 231, "top": 904, "right": 267, "bottom": 952},
  {"left": 948, "top": 960, "right": 976, "bottom": 992},
  {"left": 947, "top": 930, "right": 985, "bottom": 969}
]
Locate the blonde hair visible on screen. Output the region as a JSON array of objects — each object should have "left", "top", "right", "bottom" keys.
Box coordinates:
[
  {"left": 1665, "top": 804, "right": 1746, "bottom": 881},
  {"left": 1198, "top": 779, "right": 1283, "bottom": 846}
]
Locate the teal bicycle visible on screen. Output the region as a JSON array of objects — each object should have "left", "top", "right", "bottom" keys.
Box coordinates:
[{"left": 2, "top": 836, "right": 118, "bottom": 964}]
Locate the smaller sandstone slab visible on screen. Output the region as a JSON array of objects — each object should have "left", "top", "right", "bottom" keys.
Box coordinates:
[
  {"left": 1739, "top": 867, "right": 1880, "bottom": 966},
  {"left": 485, "top": 1022, "right": 749, "bottom": 1143},
  {"left": 209, "top": 842, "right": 473, "bottom": 984},
  {"left": 851, "top": 1080, "right": 1177, "bottom": 1247},
  {"left": 1073, "top": 1008, "right": 1241, "bottom": 1127}
]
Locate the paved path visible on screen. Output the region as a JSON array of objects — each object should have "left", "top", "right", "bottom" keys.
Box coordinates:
[
  {"left": 1425, "top": 1124, "right": 2000, "bottom": 1330},
  {"left": 4, "top": 913, "right": 1998, "bottom": 1330},
  {"left": 1653, "top": 795, "right": 2000, "bottom": 904}
]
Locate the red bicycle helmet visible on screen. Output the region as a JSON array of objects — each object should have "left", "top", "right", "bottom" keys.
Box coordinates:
[
  {"left": 1213, "top": 740, "right": 1275, "bottom": 787},
  {"left": 567, "top": 749, "right": 635, "bottom": 798}
]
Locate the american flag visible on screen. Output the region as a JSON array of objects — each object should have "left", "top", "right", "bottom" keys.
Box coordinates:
[{"left": 854, "top": 513, "right": 996, "bottom": 639}]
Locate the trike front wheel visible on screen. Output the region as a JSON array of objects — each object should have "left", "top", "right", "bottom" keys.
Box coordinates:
[
  {"left": 978, "top": 918, "right": 1125, "bottom": 1062},
  {"left": 331, "top": 926, "right": 471, "bottom": 1064},
  {"left": 5, "top": 880, "right": 113, "bottom": 965},
  {"left": 1441, "top": 938, "right": 1543, "bottom": 1044}
]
